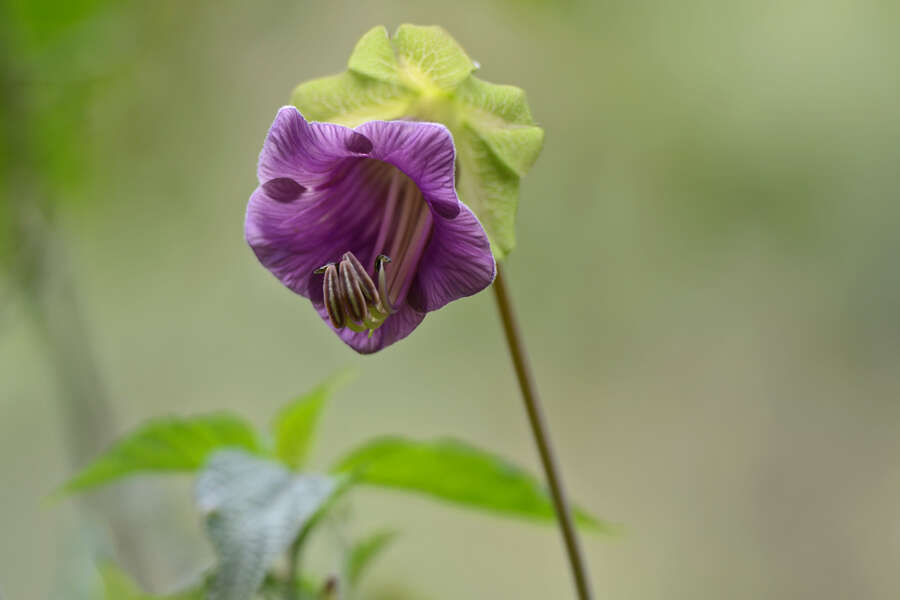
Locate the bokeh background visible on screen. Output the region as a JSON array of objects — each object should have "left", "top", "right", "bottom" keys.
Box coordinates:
[{"left": 2, "top": 0, "right": 900, "bottom": 598}]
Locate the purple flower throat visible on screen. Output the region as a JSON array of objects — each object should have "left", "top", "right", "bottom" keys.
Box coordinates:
[{"left": 314, "top": 167, "right": 433, "bottom": 335}]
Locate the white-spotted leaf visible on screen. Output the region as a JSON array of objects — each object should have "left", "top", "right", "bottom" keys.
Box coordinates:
[{"left": 196, "top": 450, "right": 337, "bottom": 600}]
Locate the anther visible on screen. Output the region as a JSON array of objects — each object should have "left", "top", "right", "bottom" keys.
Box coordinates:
[
  {"left": 316, "top": 252, "right": 394, "bottom": 333},
  {"left": 339, "top": 257, "right": 368, "bottom": 324},
  {"left": 321, "top": 264, "right": 345, "bottom": 329},
  {"left": 342, "top": 252, "right": 379, "bottom": 305}
]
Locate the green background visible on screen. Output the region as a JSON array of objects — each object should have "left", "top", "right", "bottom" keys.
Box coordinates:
[{"left": 2, "top": 0, "right": 899, "bottom": 598}]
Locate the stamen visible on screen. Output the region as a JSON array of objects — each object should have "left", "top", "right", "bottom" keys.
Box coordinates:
[
  {"left": 322, "top": 264, "right": 345, "bottom": 329},
  {"left": 342, "top": 252, "right": 379, "bottom": 307},
  {"left": 369, "top": 170, "right": 435, "bottom": 310},
  {"left": 317, "top": 251, "right": 393, "bottom": 333},
  {"left": 339, "top": 258, "right": 367, "bottom": 324},
  {"left": 388, "top": 199, "right": 432, "bottom": 302},
  {"left": 387, "top": 177, "right": 419, "bottom": 267}
]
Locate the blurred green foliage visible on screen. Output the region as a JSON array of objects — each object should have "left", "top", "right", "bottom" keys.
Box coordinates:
[
  {"left": 3, "top": 1, "right": 900, "bottom": 599},
  {"left": 63, "top": 375, "right": 605, "bottom": 599}
]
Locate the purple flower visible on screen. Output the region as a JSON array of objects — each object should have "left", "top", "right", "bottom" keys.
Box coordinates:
[{"left": 245, "top": 107, "right": 496, "bottom": 354}]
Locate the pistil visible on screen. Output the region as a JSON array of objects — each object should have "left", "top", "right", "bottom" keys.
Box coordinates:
[{"left": 376, "top": 169, "right": 433, "bottom": 307}]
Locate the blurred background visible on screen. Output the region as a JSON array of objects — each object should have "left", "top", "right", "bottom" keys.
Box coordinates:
[{"left": 2, "top": 0, "right": 899, "bottom": 598}]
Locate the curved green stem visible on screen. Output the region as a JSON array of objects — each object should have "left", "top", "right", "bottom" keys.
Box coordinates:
[{"left": 492, "top": 264, "right": 594, "bottom": 600}]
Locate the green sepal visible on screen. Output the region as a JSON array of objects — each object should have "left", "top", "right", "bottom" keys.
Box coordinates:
[
  {"left": 347, "top": 26, "right": 403, "bottom": 84},
  {"left": 455, "top": 76, "right": 545, "bottom": 176},
  {"left": 290, "top": 24, "right": 544, "bottom": 260},
  {"left": 392, "top": 24, "right": 476, "bottom": 91},
  {"left": 290, "top": 71, "right": 412, "bottom": 128}
]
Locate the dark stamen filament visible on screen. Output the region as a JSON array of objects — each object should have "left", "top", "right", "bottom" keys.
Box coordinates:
[
  {"left": 379, "top": 170, "right": 433, "bottom": 306},
  {"left": 322, "top": 264, "right": 345, "bottom": 329}
]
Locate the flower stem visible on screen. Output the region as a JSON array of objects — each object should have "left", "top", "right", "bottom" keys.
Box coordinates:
[
  {"left": 285, "top": 536, "right": 302, "bottom": 600},
  {"left": 492, "top": 264, "right": 594, "bottom": 600}
]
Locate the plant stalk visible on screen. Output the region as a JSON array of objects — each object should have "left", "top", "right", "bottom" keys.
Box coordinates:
[
  {"left": 492, "top": 264, "right": 594, "bottom": 600},
  {"left": 285, "top": 536, "right": 302, "bottom": 600}
]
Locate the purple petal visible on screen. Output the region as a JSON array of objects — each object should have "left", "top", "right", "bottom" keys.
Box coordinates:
[
  {"left": 355, "top": 121, "right": 461, "bottom": 219},
  {"left": 407, "top": 202, "right": 496, "bottom": 312},
  {"left": 245, "top": 158, "right": 391, "bottom": 298},
  {"left": 257, "top": 106, "right": 371, "bottom": 186},
  {"left": 262, "top": 177, "right": 306, "bottom": 203},
  {"left": 246, "top": 108, "right": 496, "bottom": 354},
  {"left": 317, "top": 303, "right": 426, "bottom": 354},
  {"left": 345, "top": 132, "right": 374, "bottom": 154}
]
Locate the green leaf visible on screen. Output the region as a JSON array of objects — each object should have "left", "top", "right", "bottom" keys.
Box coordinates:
[
  {"left": 259, "top": 576, "right": 320, "bottom": 600},
  {"left": 332, "top": 437, "right": 612, "bottom": 531},
  {"left": 59, "top": 414, "right": 263, "bottom": 495},
  {"left": 346, "top": 530, "right": 397, "bottom": 587},
  {"left": 196, "top": 450, "right": 338, "bottom": 600},
  {"left": 158, "top": 587, "right": 205, "bottom": 600},
  {"left": 289, "top": 25, "right": 544, "bottom": 261},
  {"left": 98, "top": 563, "right": 142, "bottom": 600},
  {"left": 393, "top": 24, "right": 475, "bottom": 92},
  {"left": 98, "top": 563, "right": 205, "bottom": 599},
  {"left": 272, "top": 369, "right": 356, "bottom": 470}
]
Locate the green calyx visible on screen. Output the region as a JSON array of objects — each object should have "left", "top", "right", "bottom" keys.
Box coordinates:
[{"left": 291, "top": 24, "right": 545, "bottom": 260}]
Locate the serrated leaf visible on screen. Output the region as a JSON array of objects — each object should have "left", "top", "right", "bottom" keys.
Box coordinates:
[
  {"left": 393, "top": 24, "right": 475, "bottom": 92},
  {"left": 59, "top": 415, "right": 263, "bottom": 495},
  {"left": 346, "top": 530, "right": 397, "bottom": 587},
  {"left": 332, "top": 437, "right": 612, "bottom": 532},
  {"left": 272, "top": 370, "right": 356, "bottom": 470},
  {"left": 196, "top": 450, "right": 337, "bottom": 600}
]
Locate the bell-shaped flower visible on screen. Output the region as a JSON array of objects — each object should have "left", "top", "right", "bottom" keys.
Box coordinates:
[{"left": 245, "top": 107, "right": 495, "bottom": 354}]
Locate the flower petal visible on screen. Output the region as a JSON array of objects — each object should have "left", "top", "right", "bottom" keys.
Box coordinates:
[
  {"left": 317, "top": 304, "right": 426, "bottom": 354},
  {"left": 355, "top": 120, "right": 460, "bottom": 219},
  {"left": 406, "top": 202, "right": 496, "bottom": 313},
  {"left": 246, "top": 158, "right": 392, "bottom": 298},
  {"left": 257, "top": 106, "right": 372, "bottom": 186}
]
